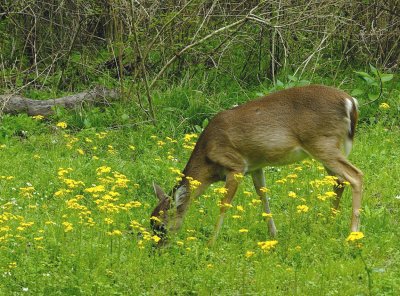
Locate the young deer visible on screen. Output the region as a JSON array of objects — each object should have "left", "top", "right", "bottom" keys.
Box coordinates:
[{"left": 150, "top": 84, "right": 363, "bottom": 245}]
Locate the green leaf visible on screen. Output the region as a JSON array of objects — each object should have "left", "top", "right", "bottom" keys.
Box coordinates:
[
  {"left": 287, "top": 75, "right": 298, "bottom": 82},
  {"left": 369, "top": 64, "right": 378, "bottom": 76},
  {"left": 83, "top": 118, "right": 91, "bottom": 128},
  {"left": 351, "top": 89, "right": 364, "bottom": 96},
  {"left": 354, "top": 71, "right": 375, "bottom": 84},
  {"left": 380, "top": 73, "right": 394, "bottom": 82},
  {"left": 202, "top": 118, "right": 209, "bottom": 129},
  {"left": 368, "top": 92, "right": 379, "bottom": 100}
]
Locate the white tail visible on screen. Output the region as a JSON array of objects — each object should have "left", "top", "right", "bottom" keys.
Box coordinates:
[{"left": 150, "top": 84, "right": 363, "bottom": 244}]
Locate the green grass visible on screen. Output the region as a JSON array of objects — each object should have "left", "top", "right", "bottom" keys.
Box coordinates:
[{"left": 0, "top": 102, "right": 399, "bottom": 295}]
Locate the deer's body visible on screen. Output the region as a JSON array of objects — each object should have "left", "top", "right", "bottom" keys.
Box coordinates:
[{"left": 151, "top": 85, "right": 363, "bottom": 244}]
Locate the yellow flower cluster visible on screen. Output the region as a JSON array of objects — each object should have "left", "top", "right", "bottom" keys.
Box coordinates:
[
  {"left": 56, "top": 122, "right": 68, "bottom": 129},
  {"left": 346, "top": 231, "right": 365, "bottom": 242},
  {"left": 296, "top": 205, "right": 309, "bottom": 213},
  {"left": 183, "top": 133, "right": 198, "bottom": 150},
  {"left": 258, "top": 240, "right": 278, "bottom": 252},
  {"left": 379, "top": 102, "right": 390, "bottom": 110},
  {"left": 186, "top": 176, "right": 202, "bottom": 190}
]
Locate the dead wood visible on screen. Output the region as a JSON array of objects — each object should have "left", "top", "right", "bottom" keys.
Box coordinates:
[{"left": 0, "top": 87, "right": 119, "bottom": 116}]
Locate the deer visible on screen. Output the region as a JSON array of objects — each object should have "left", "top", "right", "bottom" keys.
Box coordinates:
[{"left": 150, "top": 84, "right": 363, "bottom": 245}]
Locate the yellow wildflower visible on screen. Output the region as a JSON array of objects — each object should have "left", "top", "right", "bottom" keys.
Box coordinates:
[
  {"left": 236, "top": 205, "right": 244, "bottom": 212},
  {"left": 152, "top": 235, "right": 161, "bottom": 243},
  {"left": 245, "top": 251, "right": 255, "bottom": 258},
  {"left": 96, "top": 166, "right": 111, "bottom": 175},
  {"left": 346, "top": 231, "right": 365, "bottom": 242},
  {"left": 214, "top": 187, "right": 228, "bottom": 195},
  {"left": 56, "top": 122, "right": 67, "bottom": 129},
  {"left": 62, "top": 222, "right": 73, "bottom": 232},
  {"left": 262, "top": 212, "right": 273, "bottom": 218},
  {"left": 150, "top": 216, "right": 161, "bottom": 223},
  {"left": 107, "top": 230, "right": 122, "bottom": 236},
  {"left": 379, "top": 102, "right": 390, "bottom": 110},
  {"left": 297, "top": 205, "right": 309, "bottom": 213},
  {"left": 258, "top": 240, "right": 278, "bottom": 252},
  {"left": 234, "top": 173, "right": 244, "bottom": 181}
]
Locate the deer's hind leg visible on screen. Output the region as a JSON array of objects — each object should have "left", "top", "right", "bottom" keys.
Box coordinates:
[{"left": 306, "top": 138, "right": 363, "bottom": 232}]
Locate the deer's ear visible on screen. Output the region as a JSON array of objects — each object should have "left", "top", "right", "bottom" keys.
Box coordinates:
[
  {"left": 153, "top": 182, "right": 167, "bottom": 201},
  {"left": 174, "top": 185, "right": 188, "bottom": 208}
]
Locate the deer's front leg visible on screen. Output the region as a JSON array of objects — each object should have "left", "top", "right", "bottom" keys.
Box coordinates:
[
  {"left": 251, "top": 169, "right": 277, "bottom": 237},
  {"left": 209, "top": 171, "right": 241, "bottom": 246}
]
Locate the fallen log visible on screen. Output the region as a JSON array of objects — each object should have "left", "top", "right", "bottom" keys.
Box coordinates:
[{"left": 0, "top": 87, "right": 119, "bottom": 116}]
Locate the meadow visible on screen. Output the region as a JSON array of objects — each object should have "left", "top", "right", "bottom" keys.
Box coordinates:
[{"left": 0, "top": 87, "right": 399, "bottom": 295}]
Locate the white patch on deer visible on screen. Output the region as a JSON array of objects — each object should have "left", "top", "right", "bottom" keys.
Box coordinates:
[
  {"left": 174, "top": 185, "right": 188, "bottom": 207},
  {"left": 343, "top": 97, "right": 357, "bottom": 157}
]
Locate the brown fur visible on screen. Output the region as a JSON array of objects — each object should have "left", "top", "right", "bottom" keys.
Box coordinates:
[{"left": 151, "top": 84, "right": 363, "bottom": 244}]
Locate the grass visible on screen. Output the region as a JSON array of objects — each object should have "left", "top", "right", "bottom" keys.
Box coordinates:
[{"left": 0, "top": 97, "right": 399, "bottom": 295}]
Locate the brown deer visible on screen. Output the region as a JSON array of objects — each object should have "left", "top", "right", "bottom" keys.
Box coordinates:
[{"left": 150, "top": 84, "right": 363, "bottom": 245}]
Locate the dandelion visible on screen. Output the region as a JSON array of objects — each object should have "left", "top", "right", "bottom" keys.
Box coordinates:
[
  {"left": 331, "top": 208, "right": 340, "bottom": 216},
  {"left": 325, "top": 191, "right": 337, "bottom": 198},
  {"left": 107, "top": 230, "right": 122, "bottom": 236},
  {"left": 8, "top": 262, "right": 17, "bottom": 269},
  {"left": 346, "top": 231, "right": 365, "bottom": 242},
  {"left": 157, "top": 140, "right": 166, "bottom": 147},
  {"left": 262, "top": 212, "right": 273, "bottom": 218},
  {"left": 218, "top": 202, "right": 233, "bottom": 209},
  {"left": 245, "top": 251, "right": 255, "bottom": 258},
  {"left": 104, "top": 218, "right": 114, "bottom": 225},
  {"left": 296, "top": 205, "right": 309, "bottom": 213},
  {"left": 187, "top": 177, "right": 201, "bottom": 190},
  {"left": 152, "top": 235, "right": 161, "bottom": 243},
  {"left": 187, "top": 236, "right": 197, "bottom": 241},
  {"left": 275, "top": 178, "right": 287, "bottom": 184},
  {"left": 234, "top": 173, "right": 244, "bottom": 181},
  {"left": 96, "top": 132, "right": 107, "bottom": 139},
  {"left": 260, "top": 187, "right": 269, "bottom": 193},
  {"left": 150, "top": 216, "right": 161, "bottom": 223},
  {"left": 84, "top": 185, "right": 106, "bottom": 193},
  {"left": 232, "top": 215, "right": 241, "bottom": 219},
  {"left": 77, "top": 149, "right": 85, "bottom": 155},
  {"left": 258, "top": 240, "right": 278, "bottom": 252},
  {"left": 62, "top": 221, "right": 73, "bottom": 232},
  {"left": 207, "top": 264, "right": 214, "bottom": 269},
  {"left": 32, "top": 115, "right": 44, "bottom": 120},
  {"left": 96, "top": 166, "right": 111, "bottom": 176},
  {"left": 239, "top": 228, "right": 249, "bottom": 233},
  {"left": 183, "top": 133, "right": 198, "bottom": 142},
  {"left": 236, "top": 205, "right": 244, "bottom": 212},
  {"left": 288, "top": 191, "right": 297, "bottom": 198},
  {"left": 251, "top": 199, "right": 262, "bottom": 205},
  {"left": 214, "top": 187, "right": 228, "bottom": 195},
  {"left": 56, "top": 122, "right": 67, "bottom": 129},
  {"left": 379, "top": 102, "right": 390, "bottom": 110}
]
